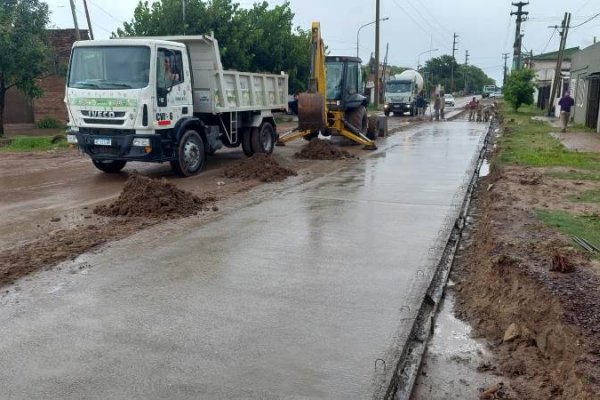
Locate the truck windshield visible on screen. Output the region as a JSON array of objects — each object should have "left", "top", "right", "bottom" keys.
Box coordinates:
[
  {"left": 386, "top": 81, "right": 412, "bottom": 93},
  {"left": 68, "top": 46, "right": 151, "bottom": 90}
]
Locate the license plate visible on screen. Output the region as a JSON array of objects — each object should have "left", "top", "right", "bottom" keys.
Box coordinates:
[{"left": 94, "top": 138, "right": 112, "bottom": 146}]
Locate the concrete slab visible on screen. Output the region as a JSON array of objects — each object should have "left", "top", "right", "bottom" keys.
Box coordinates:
[{"left": 0, "top": 121, "right": 488, "bottom": 399}]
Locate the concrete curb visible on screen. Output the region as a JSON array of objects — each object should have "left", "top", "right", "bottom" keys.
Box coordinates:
[{"left": 385, "top": 119, "right": 494, "bottom": 400}]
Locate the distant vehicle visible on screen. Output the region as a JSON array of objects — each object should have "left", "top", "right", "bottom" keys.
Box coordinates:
[
  {"left": 384, "top": 69, "right": 424, "bottom": 116},
  {"left": 482, "top": 85, "right": 496, "bottom": 98},
  {"left": 444, "top": 93, "right": 455, "bottom": 107},
  {"left": 490, "top": 91, "right": 503, "bottom": 99}
]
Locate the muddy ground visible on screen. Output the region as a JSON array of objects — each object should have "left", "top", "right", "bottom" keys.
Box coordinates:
[
  {"left": 450, "top": 126, "right": 600, "bottom": 399},
  {"left": 0, "top": 129, "right": 369, "bottom": 288}
]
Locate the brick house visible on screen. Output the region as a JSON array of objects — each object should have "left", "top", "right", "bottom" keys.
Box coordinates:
[{"left": 5, "top": 29, "right": 88, "bottom": 124}]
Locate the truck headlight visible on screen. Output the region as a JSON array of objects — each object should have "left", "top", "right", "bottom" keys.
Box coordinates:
[
  {"left": 67, "top": 134, "right": 78, "bottom": 144},
  {"left": 132, "top": 138, "right": 151, "bottom": 147},
  {"left": 384, "top": 104, "right": 390, "bottom": 110}
]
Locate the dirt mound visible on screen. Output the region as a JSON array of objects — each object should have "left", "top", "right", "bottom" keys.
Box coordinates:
[
  {"left": 94, "top": 173, "right": 214, "bottom": 218},
  {"left": 223, "top": 153, "right": 297, "bottom": 182},
  {"left": 294, "top": 138, "right": 355, "bottom": 160}
]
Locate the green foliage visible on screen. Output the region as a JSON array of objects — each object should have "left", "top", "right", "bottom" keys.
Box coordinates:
[
  {"left": 0, "top": 135, "right": 67, "bottom": 152},
  {"left": 115, "top": 0, "right": 311, "bottom": 93},
  {"left": 536, "top": 210, "right": 600, "bottom": 256},
  {"left": 567, "top": 189, "right": 600, "bottom": 204},
  {"left": 503, "top": 69, "right": 535, "bottom": 111},
  {"left": 36, "top": 117, "right": 65, "bottom": 129},
  {"left": 0, "top": 0, "right": 50, "bottom": 136},
  {"left": 547, "top": 171, "right": 600, "bottom": 181},
  {"left": 499, "top": 105, "right": 600, "bottom": 169},
  {"left": 389, "top": 65, "right": 410, "bottom": 76},
  {"left": 422, "top": 55, "right": 494, "bottom": 94}
]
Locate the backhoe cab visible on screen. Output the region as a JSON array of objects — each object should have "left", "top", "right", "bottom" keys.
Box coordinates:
[{"left": 278, "top": 22, "right": 376, "bottom": 149}]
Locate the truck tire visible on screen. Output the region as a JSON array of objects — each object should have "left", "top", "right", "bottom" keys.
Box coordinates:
[
  {"left": 347, "top": 105, "right": 368, "bottom": 134},
  {"left": 384, "top": 110, "right": 390, "bottom": 117},
  {"left": 92, "top": 159, "right": 127, "bottom": 173},
  {"left": 303, "top": 131, "right": 319, "bottom": 141},
  {"left": 170, "top": 129, "right": 206, "bottom": 177},
  {"left": 409, "top": 106, "right": 415, "bottom": 116},
  {"left": 241, "top": 128, "right": 254, "bottom": 157},
  {"left": 251, "top": 122, "right": 275, "bottom": 154}
]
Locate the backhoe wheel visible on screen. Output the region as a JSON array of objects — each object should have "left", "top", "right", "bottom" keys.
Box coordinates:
[
  {"left": 251, "top": 123, "right": 275, "bottom": 154},
  {"left": 92, "top": 159, "right": 127, "bottom": 173},
  {"left": 170, "top": 130, "right": 205, "bottom": 177},
  {"left": 241, "top": 127, "right": 254, "bottom": 157},
  {"left": 347, "top": 105, "right": 368, "bottom": 135}
]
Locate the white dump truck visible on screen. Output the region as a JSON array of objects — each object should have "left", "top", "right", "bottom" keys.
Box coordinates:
[
  {"left": 65, "top": 34, "right": 288, "bottom": 176},
  {"left": 383, "top": 69, "right": 424, "bottom": 117}
]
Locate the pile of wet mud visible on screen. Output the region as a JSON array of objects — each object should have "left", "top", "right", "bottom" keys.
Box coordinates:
[
  {"left": 94, "top": 173, "right": 215, "bottom": 218},
  {"left": 294, "top": 138, "right": 355, "bottom": 160},
  {"left": 224, "top": 153, "right": 297, "bottom": 182}
]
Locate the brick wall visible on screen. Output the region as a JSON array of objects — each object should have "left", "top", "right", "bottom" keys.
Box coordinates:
[{"left": 7, "top": 29, "right": 89, "bottom": 124}]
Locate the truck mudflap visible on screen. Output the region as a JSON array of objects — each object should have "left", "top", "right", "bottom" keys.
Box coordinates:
[{"left": 73, "top": 131, "right": 171, "bottom": 162}]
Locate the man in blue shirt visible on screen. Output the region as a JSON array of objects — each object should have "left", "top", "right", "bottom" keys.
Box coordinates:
[{"left": 558, "top": 91, "right": 574, "bottom": 133}]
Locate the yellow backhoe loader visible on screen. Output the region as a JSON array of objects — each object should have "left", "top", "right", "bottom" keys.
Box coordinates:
[{"left": 278, "top": 22, "right": 377, "bottom": 150}]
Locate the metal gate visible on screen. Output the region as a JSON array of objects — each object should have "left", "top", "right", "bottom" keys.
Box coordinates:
[{"left": 586, "top": 74, "right": 600, "bottom": 130}]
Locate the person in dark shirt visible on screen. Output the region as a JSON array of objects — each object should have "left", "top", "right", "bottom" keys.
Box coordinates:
[{"left": 558, "top": 91, "right": 575, "bottom": 132}]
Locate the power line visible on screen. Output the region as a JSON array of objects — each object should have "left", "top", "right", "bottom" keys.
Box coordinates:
[
  {"left": 417, "top": 1, "right": 454, "bottom": 37},
  {"left": 86, "top": 0, "right": 125, "bottom": 25},
  {"left": 404, "top": 0, "right": 450, "bottom": 49},
  {"left": 572, "top": 11, "right": 600, "bottom": 28},
  {"left": 389, "top": 0, "right": 451, "bottom": 52},
  {"left": 541, "top": 28, "right": 557, "bottom": 54}
]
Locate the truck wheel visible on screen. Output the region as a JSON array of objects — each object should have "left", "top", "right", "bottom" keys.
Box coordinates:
[
  {"left": 171, "top": 130, "right": 206, "bottom": 177},
  {"left": 241, "top": 128, "right": 254, "bottom": 157},
  {"left": 303, "top": 131, "right": 319, "bottom": 141},
  {"left": 347, "top": 105, "right": 368, "bottom": 134},
  {"left": 92, "top": 159, "right": 127, "bottom": 173},
  {"left": 384, "top": 110, "right": 390, "bottom": 117},
  {"left": 409, "top": 106, "right": 415, "bottom": 116},
  {"left": 251, "top": 123, "right": 275, "bottom": 154}
]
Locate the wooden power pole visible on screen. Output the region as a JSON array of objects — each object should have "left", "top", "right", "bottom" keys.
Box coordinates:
[
  {"left": 547, "top": 12, "right": 571, "bottom": 117},
  {"left": 374, "top": 0, "right": 381, "bottom": 107}
]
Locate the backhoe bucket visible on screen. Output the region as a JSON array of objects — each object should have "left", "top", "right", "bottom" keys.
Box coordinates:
[{"left": 298, "top": 93, "right": 326, "bottom": 131}]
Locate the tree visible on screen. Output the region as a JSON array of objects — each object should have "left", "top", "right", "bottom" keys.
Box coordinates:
[
  {"left": 422, "top": 55, "right": 495, "bottom": 94},
  {"left": 115, "top": 0, "right": 311, "bottom": 93},
  {"left": 503, "top": 68, "right": 535, "bottom": 111},
  {"left": 0, "top": 0, "right": 50, "bottom": 137}
]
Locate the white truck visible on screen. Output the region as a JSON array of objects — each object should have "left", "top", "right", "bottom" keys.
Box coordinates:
[
  {"left": 383, "top": 70, "right": 424, "bottom": 117},
  {"left": 65, "top": 34, "right": 288, "bottom": 176}
]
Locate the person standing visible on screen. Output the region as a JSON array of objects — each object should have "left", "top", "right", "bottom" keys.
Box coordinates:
[
  {"left": 416, "top": 90, "right": 426, "bottom": 120},
  {"left": 439, "top": 91, "right": 446, "bottom": 120},
  {"left": 468, "top": 97, "right": 477, "bottom": 121},
  {"left": 433, "top": 94, "right": 441, "bottom": 121},
  {"left": 558, "top": 91, "right": 575, "bottom": 133}
]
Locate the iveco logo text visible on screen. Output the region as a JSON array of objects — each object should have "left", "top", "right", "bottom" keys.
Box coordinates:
[{"left": 87, "top": 111, "right": 115, "bottom": 118}]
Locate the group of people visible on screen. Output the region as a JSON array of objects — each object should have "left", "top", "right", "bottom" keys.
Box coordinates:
[
  {"left": 415, "top": 90, "right": 446, "bottom": 121},
  {"left": 466, "top": 97, "right": 497, "bottom": 123}
]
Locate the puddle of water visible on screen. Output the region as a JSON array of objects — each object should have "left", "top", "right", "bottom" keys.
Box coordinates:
[
  {"left": 479, "top": 159, "right": 490, "bottom": 177},
  {"left": 410, "top": 285, "right": 501, "bottom": 400}
]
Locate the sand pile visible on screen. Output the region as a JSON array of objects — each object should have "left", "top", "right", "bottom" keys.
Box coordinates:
[
  {"left": 224, "top": 153, "right": 297, "bottom": 182},
  {"left": 94, "top": 173, "right": 214, "bottom": 218},
  {"left": 294, "top": 138, "right": 355, "bottom": 160}
]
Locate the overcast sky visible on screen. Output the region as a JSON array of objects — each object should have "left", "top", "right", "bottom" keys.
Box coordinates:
[{"left": 46, "top": 0, "right": 600, "bottom": 86}]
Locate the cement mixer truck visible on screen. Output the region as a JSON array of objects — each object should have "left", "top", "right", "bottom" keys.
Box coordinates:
[{"left": 383, "top": 70, "right": 424, "bottom": 117}]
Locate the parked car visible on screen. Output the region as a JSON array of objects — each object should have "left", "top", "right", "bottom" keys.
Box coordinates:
[
  {"left": 444, "top": 93, "right": 455, "bottom": 107},
  {"left": 490, "top": 91, "right": 503, "bottom": 99}
]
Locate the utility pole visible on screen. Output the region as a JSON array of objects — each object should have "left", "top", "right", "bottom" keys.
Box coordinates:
[
  {"left": 82, "top": 0, "right": 94, "bottom": 40},
  {"left": 382, "top": 43, "right": 389, "bottom": 85},
  {"left": 511, "top": 2, "right": 529, "bottom": 70},
  {"left": 69, "top": 0, "right": 81, "bottom": 40},
  {"left": 547, "top": 12, "right": 571, "bottom": 117},
  {"left": 502, "top": 52, "right": 510, "bottom": 87},
  {"left": 374, "top": 0, "right": 381, "bottom": 107},
  {"left": 464, "top": 50, "right": 469, "bottom": 93},
  {"left": 451, "top": 32, "right": 458, "bottom": 93}
]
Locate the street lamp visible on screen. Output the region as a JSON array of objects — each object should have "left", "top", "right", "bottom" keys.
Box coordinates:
[
  {"left": 416, "top": 48, "right": 439, "bottom": 71},
  {"left": 356, "top": 17, "right": 389, "bottom": 58}
]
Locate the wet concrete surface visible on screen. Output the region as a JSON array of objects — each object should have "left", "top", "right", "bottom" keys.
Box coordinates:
[
  {"left": 0, "top": 120, "right": 488, "bottom": 399},
  {"left": 410, "top": 286, "right": 499, "bottom": 400}
]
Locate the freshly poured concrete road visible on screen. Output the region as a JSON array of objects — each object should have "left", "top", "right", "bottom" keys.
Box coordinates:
[{"left": 0, "top": 121, "right": 487, "bottom": 399}]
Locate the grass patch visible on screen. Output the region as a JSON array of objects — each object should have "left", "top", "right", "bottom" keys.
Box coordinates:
[
  {"left": 571, "top": 123, "right": 596, "bottom": 133},
  {"left": 536, "top": 209, "right": 600, "bottom": 253},
  {"left": 0, "top": 136, "right": 67, "bottom": 152},
  {"left": 499, "top": 104, "right": 600, "bottom": 169},
  {"left": 548, "top": 171, "right": 600, "bottom": 181},
  {"left": 567, "top": 189, "right": 600, "bottom": 204}
]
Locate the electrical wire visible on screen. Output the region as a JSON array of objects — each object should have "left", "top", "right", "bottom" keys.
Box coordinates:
[
  {"left": 404, "top": 0, "right": 451, "bottom": 49},
  {"left": 572, "top": 11, "right": 600, "bottom": 28},
  {"left": 389, "top": 0, "right": 451, "bottom": 52},
  {"left": 86, "top": 0, "right": 126, "bottom": 25},
  {"left": 541, "top": 28, "right": 557, "bottom": 54}
]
